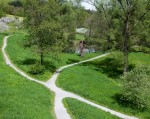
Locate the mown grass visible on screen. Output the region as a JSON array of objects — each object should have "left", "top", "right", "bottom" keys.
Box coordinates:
[
  {"left": 0, "top": 34, "right": 55, "bottom": 119},
  {"left": 63, "top": 98, "right": 120, "bottom": 119},
  {"left": 129, "top": 52, "right": 150, "bottom": 65},
  {"left": 57, "top": 51, "right": 150, "bottom": 119},
  {"left": 6, "top": 34, "right": 101, "bottom": 81},
  {"left": 76, "top": 34, "right": 85, "bottom": 41}
]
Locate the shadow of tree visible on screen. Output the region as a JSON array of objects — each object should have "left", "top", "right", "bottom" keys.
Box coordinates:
[
  {"left": 43, "top": 61, "right": 57, "bottom": 72},
  {"left": 19, "top": 58, "right": 37, "bottom": 65},
  {"left": 1, "top": 32, "right": 9, "bottom": 36},
  {"left": 112, "top": 94, "right": 146, "bottom": 112},
  {"left": 18, "top": 58, "right": 57, "bottom": 74},
  {"left": 82, "top": 58, "right": 135, "bottom": 78},
  {"left": 66, "top": 59, "right": 80, "bottom": 64}
]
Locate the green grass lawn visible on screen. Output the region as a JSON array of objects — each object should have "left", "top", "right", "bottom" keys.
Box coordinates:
[
  {"left": 63, "top": 98, "right": 120, "bottom": 119},
  {"left": 57, "top": 52, "right": 150, "bottom": 119},
  {"left": 6, "top": 34, "right": 101, "bottom": 81},
  {"left": 129, "top": 52, "right": 150, "bottom": 65},
  {"left": 76, "top": 34, "right": 85, "bottom": 41},
  {"left": 0, "top": 34, "right": 55, "bottom": 119}
]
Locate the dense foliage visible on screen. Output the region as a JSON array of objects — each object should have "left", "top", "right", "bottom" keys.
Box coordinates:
[
  {"left": 23, "top": 0, "right": 64, "bottom": 65},
  {"left": 84, "top": 0, "right": 150, "bottom": 72},
  {"left": 121, "top": 65, "right": 150, "bottom": 110}
]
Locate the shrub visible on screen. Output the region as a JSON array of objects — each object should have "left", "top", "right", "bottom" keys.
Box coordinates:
[
  {"left": 8, "top": 0, "right": 22, "bottom": 7},
  {"left": 131, "top": 46, "right": 150, "bottom": 53},
  {"left": 121, "top": 65, "right": 150, "bottom": 110},
  {"left": 29, "top": 62, "right": 45, "bottom": 74},
  {"left": 99, "top": 39, "right": 109, "bottom": 52}
]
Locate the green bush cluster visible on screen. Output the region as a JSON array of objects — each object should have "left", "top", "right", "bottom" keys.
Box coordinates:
[
  {"left": 121, "top": 65, "right": 150, "bottom": 110},
  {"left": 1, "top": 0, "right": 24, "bottom": 17},
  {"left": 29, "top": 62, "right": 45, "bottom": 74}
]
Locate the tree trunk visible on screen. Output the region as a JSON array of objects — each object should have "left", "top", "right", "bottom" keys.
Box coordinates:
[
  {"left": 79, "top": 41, "right": 84, "bottom": 57},
  {"left": 107, "top": 35, "right": 111, "bottom": 50},
  {"left": 123, "top": 16, "right": 129, "bottom": 73},
  {"left": 40, "top": 51, "right": 44, "bottom": 65},
  {"left": 123, "top": 50, "right": 128, "bottom": 73}
]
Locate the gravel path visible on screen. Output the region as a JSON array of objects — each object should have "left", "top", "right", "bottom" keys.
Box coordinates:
[{"left": 2, "top": 35, "right": 139, "bottom": 119}]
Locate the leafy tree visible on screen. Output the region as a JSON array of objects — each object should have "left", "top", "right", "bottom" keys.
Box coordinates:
[
  {"left": 0, "top": 0, "right": 25, "bottom": 17},
  {"left": 75, "top": 7, "right": 90, "bottom": 28},
  {"left": 59, "top": 1, "right": 77, "bottom": 52},
  {"left": 0, "top": 1, "right": 7, "bottom": 18},
  {"left": 84, "top": 11, "right": 110, "bottom": 51},
  {"left": 59, "top": 0, "right": 91, "bottom": 53},
  {"left": 85, "top": 0, "right": 150, "bottom": 72},
  {"left": 113, "top": 0, "right": 150, "bottom": 72},
  {"left": 24, "top": 0, "right": 63, "bottom": 65}
]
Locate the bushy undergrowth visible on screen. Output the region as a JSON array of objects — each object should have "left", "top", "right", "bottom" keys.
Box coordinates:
[
  {"left": 121, "top": 65, "right": 150, "bottom": 110},
  {"left": 29, "top": 62, "right": 45, "bottom": 74},
  {"left": 131, "top": 46, "right": 150, "bottom": 53}
]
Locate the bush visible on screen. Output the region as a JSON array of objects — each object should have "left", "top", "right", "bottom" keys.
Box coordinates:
[
  {"left": 121, "top": 65, "right": 150, "bottom": 110},
  {"left": 29, "top": 62, "right": 45, "bottom": 74},
  {"left": 131, "top": 46, "right": 150, "bottom": 53},
  {"left": 8, "top": 0, "right": 22, "bottom": 7},
  {"left": 99, "top": 39, "right": 109, "bottom": 52}
]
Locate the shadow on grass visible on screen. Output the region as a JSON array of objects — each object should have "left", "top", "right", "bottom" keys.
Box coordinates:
[
  {"left": 43, "top": 61, "right": 57, "bottom": 72},
  {"left": 82, "top": 58, "right": 135, "bottom": 78},
  {"left": 0, "top": 32, "right": 9, "bottom": 36},
  {"left": 18, "top": 58, "right": 57, "bottom": 75},
  {"left": 66, "top": 59, "right": 80, "bottom": 64},
  {"left": 112, "top": 94, "right": 146, "bottom": 112},
  {"left": 19, "top": 58, "right": 37, "bottom": 65}
]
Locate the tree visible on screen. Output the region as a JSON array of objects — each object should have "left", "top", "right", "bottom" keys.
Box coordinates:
[
  {"left": 75, "top": 8, "right": 88, "bottom": 27},
  {"left": 85, "top": 0, "right": 150, "bottom": 73},
  {"left": 111, "top": 0, "right": 150, "bottom": 72},
  {"left": 24, "top": 0, "right": 63, "bottom": 65},
  {"left": 59, "top": 1, "right": 77, "bottom": 53},
  {"left": 59, "top": 0, "right": 91, "bottom": 53},
  {"left": 0, "top": 1, "right": 7, "bottom": 18}
]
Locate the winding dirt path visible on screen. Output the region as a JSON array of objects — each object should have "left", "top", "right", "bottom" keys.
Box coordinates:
[{"left": 2, "top": 35, "right": 138, "bottom": 119}]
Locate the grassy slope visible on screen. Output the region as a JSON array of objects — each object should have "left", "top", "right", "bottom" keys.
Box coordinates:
[
  {"left": 63, "top": 98, "right": 120, "bottom": 119},
  {"left": 0, "top": 34, "right": 55, "bottom": 119},
  {"left": 57, "top": 52, "right": 150, "bottom": 119},
  {"left": 6, "top": 34, "right": 101, "bottom": 81}
]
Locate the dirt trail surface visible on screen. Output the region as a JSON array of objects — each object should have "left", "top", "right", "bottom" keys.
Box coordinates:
[{"left": 2, "top": 35, "right": 139, "bottom": 119}]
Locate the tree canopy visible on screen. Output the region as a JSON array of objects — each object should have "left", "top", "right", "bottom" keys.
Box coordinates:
[{"left": 24, "top": 0, "right": 64, "bottom": 65}]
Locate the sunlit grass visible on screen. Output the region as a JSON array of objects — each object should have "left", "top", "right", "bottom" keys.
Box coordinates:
[
  {"left": 63, "top": 98, "right": 120, "bottom": 119},
  {"left": 0, "top": 34, "right": 55, "bottom": 119},
  {"left": 6, "top": 34, "right": 101, "bottom": 81},
  {"left": 76, "top": 34, "right": 85, "bottom": 41},
  {"left": 57, "top": 51, "right": 150, "bottom": 119}
]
